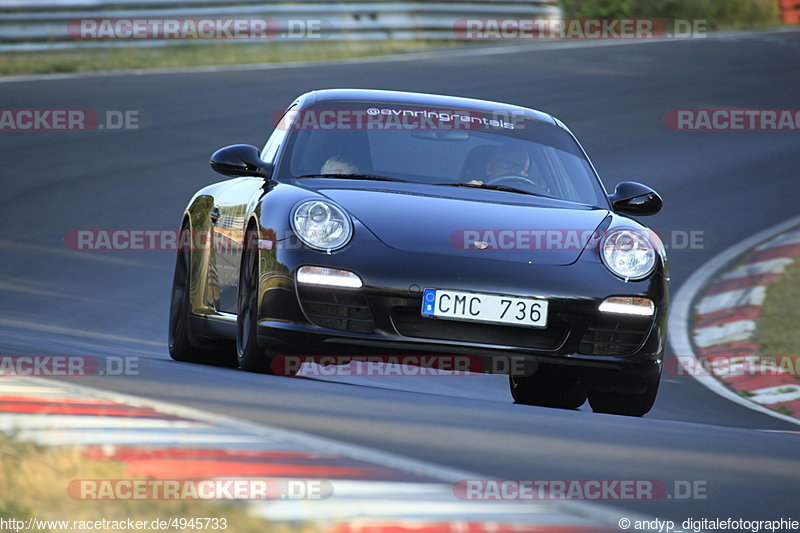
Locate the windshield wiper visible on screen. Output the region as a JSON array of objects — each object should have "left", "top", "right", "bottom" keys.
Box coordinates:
[
  {"left": 434, "top": 182, "right": 552, "bottom": 198},
  {"left": 293, "top": 173, "right": 414, "bottom": 183},
  {"left": 293, "top": 175, "right": 552, "bottom": 197}
]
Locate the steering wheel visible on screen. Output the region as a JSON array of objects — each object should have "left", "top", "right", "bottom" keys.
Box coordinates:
[{"left": 486, "top": 174, "right": 549, "bottom": 195}]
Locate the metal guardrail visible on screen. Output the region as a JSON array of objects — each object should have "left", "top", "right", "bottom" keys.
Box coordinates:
[{"left": 0, "top": 0, "right": 562, "bottom": 51}]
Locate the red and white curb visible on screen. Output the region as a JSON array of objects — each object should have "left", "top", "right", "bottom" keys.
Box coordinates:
[
  {"left": 0, "top": 375, "right": 657, "bottom": 532},
  {"left": 669, "top": 215, "right": 800, "bottom": 425}
]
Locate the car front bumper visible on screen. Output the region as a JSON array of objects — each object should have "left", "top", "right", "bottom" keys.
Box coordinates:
[{"left": 253, "top": 240, "right": 667, "bottom": 384}]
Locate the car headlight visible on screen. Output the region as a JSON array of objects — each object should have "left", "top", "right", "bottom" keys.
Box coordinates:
[
  {"left": 600, "top": 229, "right": 656, "bottom": 281},
  {"left": 291, "top": 200, "right": 352, "bottom": 252}
]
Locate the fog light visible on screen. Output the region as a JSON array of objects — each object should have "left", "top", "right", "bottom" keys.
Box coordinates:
[
  {"left": 297, "top": 266, "right": 363, "bottom": 289},
  {"left": 599, "top": 297, "right": 654, "bottom": 316}
]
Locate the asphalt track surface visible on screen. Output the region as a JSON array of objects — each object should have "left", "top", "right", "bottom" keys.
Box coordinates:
[{"left": 2, "top": 31, "right": 800, "bottom": 522}]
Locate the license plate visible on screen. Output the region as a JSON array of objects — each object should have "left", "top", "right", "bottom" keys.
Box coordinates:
[{"left": 421, "top": 289, "right": 548, "bottom": 328}]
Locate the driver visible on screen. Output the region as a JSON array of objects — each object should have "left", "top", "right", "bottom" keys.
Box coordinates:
[
  {"left": 468, "top": 146, "right": 531, "bottom": 186},
  {"left": 487, "top": 146, "right": 531, "bottom": 181}
]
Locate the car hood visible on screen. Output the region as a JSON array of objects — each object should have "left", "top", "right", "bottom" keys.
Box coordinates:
[{"left": 317, "top": 186, "right": 609, "bottom": 266}]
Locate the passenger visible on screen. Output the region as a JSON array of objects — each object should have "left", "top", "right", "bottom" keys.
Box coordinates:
[
  {"left": 321, "top": 155, "right": 359, "bottom": 175},
  {"left": 469, "top": 146, "right": 530, "bottom": 185}
]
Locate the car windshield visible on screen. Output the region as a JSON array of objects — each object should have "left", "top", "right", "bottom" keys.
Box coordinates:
[{"left": 273, "top": 101, "right": 608, "bottom": 207}]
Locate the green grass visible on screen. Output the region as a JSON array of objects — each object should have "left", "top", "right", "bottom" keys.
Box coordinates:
[
  {"left": 0, "top": 40, "right": 468, "bottom": 76},
  {"left": 757, "top": 255, "right": 800, "bottom": 357},
  {"left": 0, "top": 434, "right": 311, "bottom": 533},
  {"left": 560, "top": 0, "right": 781, "bottom": 28}
]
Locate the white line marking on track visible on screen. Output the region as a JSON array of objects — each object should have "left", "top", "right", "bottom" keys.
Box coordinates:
[
  {"left": 0, "top": 317, "right": 164, "bottom": 348},
  {"left": 0, "top": 413, "right": 210, "bottom": 431}
]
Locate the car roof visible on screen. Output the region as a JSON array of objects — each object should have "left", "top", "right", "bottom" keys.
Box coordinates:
[{"left": 293, "top": 88, "right": 565, "bottom": 130}]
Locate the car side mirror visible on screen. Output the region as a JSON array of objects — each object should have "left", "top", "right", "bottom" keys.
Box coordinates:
[
  {"left": 210, "top": 144, "right": 272, "bottom": 178},
  {"left": 609, "top": 181, "right": 663, "bottom": 216}
]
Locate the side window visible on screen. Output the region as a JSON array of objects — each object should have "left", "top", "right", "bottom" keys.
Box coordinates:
[{"left": 260, "top": 105, "right": 296, "bottom": 163}]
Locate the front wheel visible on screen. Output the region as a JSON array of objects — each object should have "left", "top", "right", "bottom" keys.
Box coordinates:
[
  {"left": 236, "top": 228, "right": 273, "bottom": 373},
  {"left": 587, "top": 380, "right": 659, "bottom": 417},
  {"left": 509, "top": 375, "right": 586, "bottom": 409}
]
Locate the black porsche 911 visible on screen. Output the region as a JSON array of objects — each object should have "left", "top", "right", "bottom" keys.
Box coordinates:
[{"left": 169, "top": 88, "right": 668, "bottom": 416}]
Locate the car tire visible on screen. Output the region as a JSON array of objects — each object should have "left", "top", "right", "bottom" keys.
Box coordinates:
[
  {"left": 587, "top": 379, "right": 659, "bottom": 417},
  {"left": 236, "top": 227, "right": 274, "bottom": 373},
  {"left": 169, "top": 223, "right": 237, "bottom": 367},
  {"left": 509, "top": 374, "right": 587, "bottom": 409}
]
